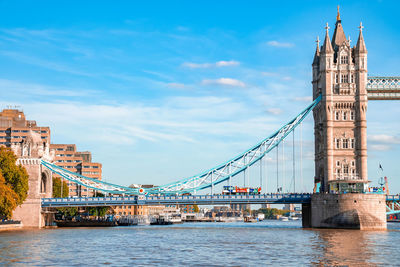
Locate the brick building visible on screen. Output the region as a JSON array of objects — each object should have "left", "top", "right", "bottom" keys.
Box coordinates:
[
  {"left": 50, "top": 144, "right": 102, "bottom": 197},
  {"left": 0, "top": 109, "right": 50, "bottom": 146}
]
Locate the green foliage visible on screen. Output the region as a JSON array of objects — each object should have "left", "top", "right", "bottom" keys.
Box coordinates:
[
  {"left": 0, "top": 147, "right": 29, "bottom": 205},
  {"left": 57, "top": 207, "right": 78, "bottom": 217},
  {"left": 95, "top": 192, "right": 105, "bottom": 197},
  {"left": 0, "top": 172, "right": 18, "bottom": 219},
  {"left": 257, "top": 208, "right": 290, "bottom": 219},
  {"left": 193, "top": 204, "right": 199, "bottom": 213},
  {"left": 88, "top": 207, "right": 109, "bottom": 217},
  {"left": 52, "top": 177, "right": 69, "bottom": 198}
]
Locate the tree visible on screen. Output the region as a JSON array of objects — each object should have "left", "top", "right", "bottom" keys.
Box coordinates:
[
  {"left": 88, "top": 207, "right": 109, "bottom": 217},
  {"left": 193, "top": 204, "right": 199, "bottom": 213},
  {"left": 0, "top": 172, "right": 18, "bottom": 219},
  {"left": 0, "top": 147, "right": 29, "bottom": 205},
  {"left": 52, "top": 177, "right": 69, "bottom": 198}
]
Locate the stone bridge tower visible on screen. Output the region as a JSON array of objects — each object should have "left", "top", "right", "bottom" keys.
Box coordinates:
[
  {"left": 11, "top": 130, "right": 54, "bottom": 228},
  {"left": 302, "top": 8, "right": 387, "bottom": 230},
  {"left": 312, "top": 9, "right": 368, "bottom": 194}
]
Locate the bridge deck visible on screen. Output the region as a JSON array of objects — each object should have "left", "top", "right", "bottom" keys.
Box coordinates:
[
  {"left": 42, "top": 194, "right": 399, "bottom": 208},
  {"left": 41, "top": 193, "right": 312, "bottom": 207}
]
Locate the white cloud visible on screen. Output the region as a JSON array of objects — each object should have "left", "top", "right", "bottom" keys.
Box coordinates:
[
  {"left": 167, "top": 82, "right": 186, "bottom": 89},
  {"left": 369, "top": 144, "right": 391, "bottom": 151},
  {"left": 201, "top": 78, "right": 246, "bottom": 87},
  {"left": 0, "top": 78, "right": 95, "bottom": 97},
  {"left": 261, "top": 72, "right": 279, "bottom": 77},
  {"left": 266, "top": 40, "right": 295, "bottom": 48},
  {"left": 215, "top": 60, "right": 240, "bottom": 67},
  {"left": 182, "top": 60, "right": 239, "bottom": 69},
  {"left": 368, "top": 134, "right": 400, "bottom": 145},
  {"left": 294, "top": 96, "right": 313, "bottom": 102},
  {"left": 266, "top": 108, "right": 283, "bottom": 115}
]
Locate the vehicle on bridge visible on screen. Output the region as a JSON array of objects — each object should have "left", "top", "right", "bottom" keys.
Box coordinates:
[{"left": 222, "top": 186, "right": 261, "bottom": 195}]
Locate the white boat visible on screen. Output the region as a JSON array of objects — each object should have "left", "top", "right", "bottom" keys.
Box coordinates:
[{"left": 279, "top": 216, "right": 289, "bottom": 222}]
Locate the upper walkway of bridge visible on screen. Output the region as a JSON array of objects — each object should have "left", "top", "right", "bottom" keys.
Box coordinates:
[{"left": 367, "top": 77, "right": 400, "bottom": 100}]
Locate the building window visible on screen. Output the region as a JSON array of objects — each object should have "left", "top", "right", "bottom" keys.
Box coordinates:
[
  {"left": 343, "top": 112, "right": 347, "bottom": 120},
  {"left": 341, "top": 74, "right": 349, "bottom": 83},
  {"left": 336, "top": 160, "right": 340, "bottom": 167},
  {"left": 335, "top": 139, "right": 340, "bottom": 149},
  {"left": 350, "top": 111, "right": 355, "bottom": 120},
  {"left": 335, "top": 74, "right": 339, "bottom": 83},
  {"left": 340, "top": 55, "right": 349, "bottom": 64},
  {"left": 350, "top": 139, "right": 355, "bottom": 149},
  {"left": 343, "top": 139, "right": 348, "bottom": 149},
  {"left": 343, "top": 165, "right": 349, "bottom": 174},
  {"left": 335, "top": 111, "right": 340, "bottom": 120},
  {"left": 351, "top": 160, "right": 355, "bottom": 167}
]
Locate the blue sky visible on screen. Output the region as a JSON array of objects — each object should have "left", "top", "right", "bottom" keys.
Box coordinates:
[{"left": 1, "top": 0, "right": 400, "bottom": 193}]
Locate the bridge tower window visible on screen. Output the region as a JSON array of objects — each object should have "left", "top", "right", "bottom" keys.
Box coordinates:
[
  {"left": 343, "top": 165, "right": 349, "bottom": 174},
  {"left": 335, "top": 111, "right": 340, "bottom": 120},
  {"left": 341, "top": 74, "right": 349, "bottom": 83},
  {"left": 335, "top": 139, "right": 340, "bottom": 149},
  {"left": 350, "top": 139, "right": 355, "bottom": 149},
  {"left": 350, "top": 111, "right": 355, "bottom": 120},
  {"left": 342, "top": 139, "right": 349, "bottom": 149},
  {"left": 343, "top": 112, "right": 347, "bottom": 120},
  {"left": 340, "top": 55, "right": 349, "bottom": 64}
]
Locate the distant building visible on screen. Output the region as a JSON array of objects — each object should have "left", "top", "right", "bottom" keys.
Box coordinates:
[
  {"left": 0, "top": 109, "right": 50, "bottom": 146},
  {"left": 50, "top": 144, "right": 102, "bottom": 197},
  {"left": 230, "top": 203, "right": 251, "bottom": 211},
  {"left": 284, "top": 203, "right": 295, "bottom": 211}
]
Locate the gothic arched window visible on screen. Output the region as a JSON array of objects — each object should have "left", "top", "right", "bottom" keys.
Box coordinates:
[{"left": 40, "top": 173, "right": 47, "bottom": 193}]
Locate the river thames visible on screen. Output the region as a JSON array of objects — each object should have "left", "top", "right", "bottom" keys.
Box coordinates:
[{"left": 1, "top": 221, "right": 400, "bottom": 266}]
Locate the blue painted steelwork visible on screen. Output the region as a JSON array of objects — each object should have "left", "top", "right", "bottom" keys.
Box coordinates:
[
  {"left": 41, "top": 193, "right": 312, "bottom": 207},
  {"left": 386, "top": 195, "right": 400, "bottom": 215},
  {"left": 367, "top": 76, "right": 400, "bottom": 100},
  {"left": 41, "top": 95, "right": 322, "bottom": 195}
]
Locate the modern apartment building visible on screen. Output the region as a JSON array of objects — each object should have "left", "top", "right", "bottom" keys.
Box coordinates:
[
  {"left": 50, "top": 144, "right": 102, "bottom": 197},
  {"left": 0, "top": 109, "right": 50, "bottom": 146}
]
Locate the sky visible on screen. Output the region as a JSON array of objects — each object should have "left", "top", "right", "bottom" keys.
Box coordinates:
[{"left": 0, "top": 0, "right": 400, "bottom": 193}]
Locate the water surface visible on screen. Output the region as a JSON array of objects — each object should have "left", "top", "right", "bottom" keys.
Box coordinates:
[{"left": 1, "top": 221, "right": 399, "bottom": 266}]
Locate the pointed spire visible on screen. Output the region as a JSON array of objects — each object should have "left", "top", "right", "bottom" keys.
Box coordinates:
[
  {"left": 356, "top": 22, "right": 367, "bottom": 53},
  {"left": 313, "top": 36, "right": 320, "bottom": 65},
  {"left": 331, "top": 6, "right": 346, "bottom": 50},
  {"left": 321, "top": 23, "right": 333, "bottom": 54}
]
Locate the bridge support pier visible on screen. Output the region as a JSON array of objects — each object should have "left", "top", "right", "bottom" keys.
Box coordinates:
[{"left": 304, "top": 194, "right": 386, "bottom": 230}]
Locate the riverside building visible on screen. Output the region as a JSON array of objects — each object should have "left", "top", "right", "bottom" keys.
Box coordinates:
[
  {"left": 50, "top": 144, "right": 102, "bottom": 197},
  {"left": 0, "top": 109, "right": 50, "bottom": 145}
]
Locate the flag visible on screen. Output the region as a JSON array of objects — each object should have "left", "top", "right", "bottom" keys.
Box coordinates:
[{"left": 379, "top": 164, "right": 383, "bottom": 171}]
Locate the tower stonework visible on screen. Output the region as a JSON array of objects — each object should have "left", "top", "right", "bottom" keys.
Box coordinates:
[
  {"left": 11, "top": 130, "right": 54, "bottom": 228},
  {"left": 313, "top": 13, "right": 368, "bottom": 193},
  {"left": 303, "top": 10, "right": 386, "bottom": 230}
]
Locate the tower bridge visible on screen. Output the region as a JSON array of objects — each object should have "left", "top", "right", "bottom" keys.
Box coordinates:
[{"left": 11, "top": 9, "right": 400, "bottom": 229}]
